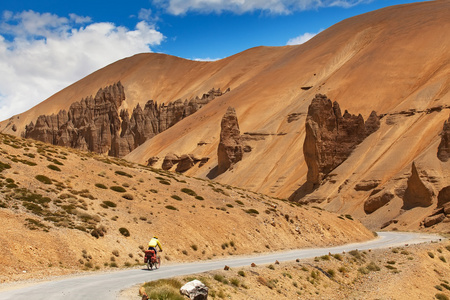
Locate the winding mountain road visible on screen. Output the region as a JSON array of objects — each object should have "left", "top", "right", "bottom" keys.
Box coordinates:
[{"left": 0, "top": 232, "right": 443, "bottom": 300}]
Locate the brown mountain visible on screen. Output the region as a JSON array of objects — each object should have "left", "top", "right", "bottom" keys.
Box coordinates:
[{"left": 1, "top": 1, "right": 449, "bottom": 231}]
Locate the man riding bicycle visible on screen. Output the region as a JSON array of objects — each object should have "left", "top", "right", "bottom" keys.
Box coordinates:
[{"left": 148, "top": 236, "right": 163, "bottom": 255}]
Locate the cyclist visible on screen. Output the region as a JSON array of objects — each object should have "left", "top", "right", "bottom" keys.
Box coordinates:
[{"left": 148, "top": 236, "right": 163, "bottom": 256}]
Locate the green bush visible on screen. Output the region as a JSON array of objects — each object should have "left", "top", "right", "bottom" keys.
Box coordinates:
[
  {"left": 115, "top": 170, "right": 132, "bottom": 178},
  {"left": 101, "top": 201, "right": 117, "bottom": 208},
  {"left": 122, "top": 193, "right": 134, "bottom": 200},
  {"left": 244, "top": 209, "right": 259, "bottom": 215},
  {"left": 119, "top": 227, "right": 130, "bottom": 237},
  {"left": 436, "top": 293, "right": 449, "bottom": 300},
  {"left": 181, "top": 188, "right": 197, "bottom": 196},
  {"left": 35, "top": 175, "right": 52, "bottom": 184},
  {"left": 0, "top": 162, "right": 12, "bottom": 172},
  {"left": 47, "top": 164, "right": 61, "bottom": 171},
  {"left": 171, "top": 195, "right": 182, "bottom": 201},
  {"left": 165, "top": 205, "right": 177, "bottom": 211},
  {"left": 238, "top": 270, "right": 245, "bottom": 277},
  {"left": 143, "top": 279, "right": 184, "bottom": 300},
  {"left": 195, "top": 196, "right": 204, "bottom": 200},
  {"left": 110, "top": 186, "right": 126, "bottom": 193},
  {"left": 95, "top": 183, "right": 107, "bottom": 189},
  {"left": 159, "top": 180, "right": 171, "bottom": 185}
]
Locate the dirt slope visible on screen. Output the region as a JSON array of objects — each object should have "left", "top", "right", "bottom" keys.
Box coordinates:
[
  {"left": 1, "top": 1, "right": 449, "bottom": 231},
  {"left": 0, "top": 133, "right": 372, "bottom": 283}
]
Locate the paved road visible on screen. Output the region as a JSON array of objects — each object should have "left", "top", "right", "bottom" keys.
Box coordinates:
[{"left": 0, "top": 232, "right": 443, "bottom": 300}]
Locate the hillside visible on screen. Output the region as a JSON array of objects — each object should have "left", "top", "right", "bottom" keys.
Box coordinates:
[
  {"left": 1, "top": 1, "right": 449, "bottom": 231},
  {"left": 0, "top": 133, "right": 372, "bottom": 282},
  {"left": 131, "top": 241, "right": 450, "bottom": 300}
]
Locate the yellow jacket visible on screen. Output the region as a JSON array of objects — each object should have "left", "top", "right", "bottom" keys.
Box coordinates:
[{"left": 148, "top": 238, "right": 162, "bottom": 250}]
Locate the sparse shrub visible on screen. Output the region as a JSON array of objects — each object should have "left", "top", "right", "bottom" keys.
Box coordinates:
[
  {"left": 387, "top": 260, "right": 396, "bottom": 265},
  {"left": 181, "top": 188, "right": 197, "bottom": 196},
  {"left": 436, "top": 285, "right": 444, "bottom": 291},
  {"left": 101, "top": 200, "right": 117, "bottom": 208},
  {"left": 436, "top": 294, "right": 449, "bottom": 300},
  {"left": 35, "top": 175, "right": 52, "bottom": 184},
  {"left": 230, "top": 241, "right": 235, "bottom": 247},
  {"left": 385, "top": 265, "right": 397, "bottom": 270},
  {"left": 115, "top": 170, "right": 132, "bottom": 178},
  {"left": 110, "top": 186, "right": 126, "bottom": 193},
  {"left": 400, "top": 250, "right": 409, "bottom": 255},
  {"left": 345, "top": 214, "right": 353, "bottom": 220},
  {"left": 191, "top": 244, "right": 198, "bottom": 251},
  {"left": 332, "top": 253, "right": 343, "bottom": 261},
  {"left": 268, "top": 264, "right": 275, "bottom": 270},
  {"left": 366, "top": 261, "right": 380, "bottom": 271},
  {"left": 122, "top": 193, "right": 134, "bottom": 200},
  {"left": 235, "top": 200, "right": 244, "bottom": 205},
  {"left": 349, "top": 250, "right": 362, "bottom": 260},
  {"left": 143, "top": 279, "right": 184, "bottom": 300},
  {"left": 195, "top": 196, "right": 204, "bottom": 200},
  {"left": 119, "top": 227, "right": 130, "bottom": 237},
  {"left": 338, "top": 266, "right": 348, "bottom": 273},
  {"left": 165, "top": 205, "right": 177, "bottom": 211},
  {"left": 0, "top": 162, "right": 12, "bottom": 172},
  {"left": 159, "top": 180, "right": 170, "bottom": 185},
  {"left": 439, "top": 256, "right": 447, "bottom": 263},
  {"left": 429, "top": 252, "right": 435, "bottom": 258},
  {"left": 441, "top": 283, "right": 450, "bottom": 291},
  {"left": 230, "top": 278, "right": 240, "bottom": 287},
  {"left": 238, "top": 270, "right": 245, "bottom": 277},
  {"left": 47, "top": 164, "right": 61, "bottom": 171},
  {"left": 95, "top": 183, "right": 107, "bottom": 189},
  {"left": 327, "top": 269, "right": 336, "bottom": 278},
  {"left": 110, "top": 262, "right": 118, "bottom": 268},
  {"left": 171, "top": 195, "right": 182, "bottom": 201},
  {"left": 226, "top": 204, "right": 233, "bottom": 208},
  {"left": 244, "top": 208, "right": 259, "bottom": 215},
  {"left": 320, "top": 255, "right": 330, "bottom": 261}
]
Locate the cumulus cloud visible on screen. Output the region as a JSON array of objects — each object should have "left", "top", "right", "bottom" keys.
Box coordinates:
[
  {"left": 287, "top": 30, "right": 322, "bottom": 45},
  {"left": 0, "top": 10, "right": 164, "bottom": 121},
  {"left": 153, "top": 0, "right": 372, "bottom": 15}
]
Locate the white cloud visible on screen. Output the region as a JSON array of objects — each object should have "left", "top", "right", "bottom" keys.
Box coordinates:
[
  {"left": 287, "top": 30, "right": 321, "bottom": 45},
  {"left": 153, "top": 0, "right": 373, "bottom": 15},
  {"left": 192, "top": 57, "right": 222, "bottom": 62},
  {"left": 0, "top": 11, "right": 164, "bottom": 121}
]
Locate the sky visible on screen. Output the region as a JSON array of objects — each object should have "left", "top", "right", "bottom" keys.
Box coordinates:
[{"left": 0, "top": 0, "right": 426, "bottom": 121}]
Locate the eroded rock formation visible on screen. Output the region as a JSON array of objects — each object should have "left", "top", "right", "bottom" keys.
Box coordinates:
[
  {"left": 303, "top": 94, "right": 380, "bottom": 188},
  {"left": 437, "top": 115, "right": 450, "bottom": 162},
  {"left": 364, "top": 190, "right": 395, "bottom": 214},
  {"left": 161, "top": 153, "right": 208, "bottom": 172},
  {"left": 402, "top": 162, "right": 433, "bottom": 209},
  {"left": 217, "top": 107, "right": 243, "bottom": 174},
  {"left": 25, "top": 83, "right": 227, "bottom": 157}
]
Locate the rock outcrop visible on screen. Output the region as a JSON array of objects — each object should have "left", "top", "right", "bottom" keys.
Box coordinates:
[
  {"left": 25, "top": 83, "right": 227, "bottom": 157},
  {"left": 180, "top": 280, "right": 208, "bottom": 300},
  {"left": 161, "top": 153, "right": 208, "bottom": 172},
  {"left": 402, "top": 162, "right": 434, "bottom": 209},
  {"left": 217, "top": 107, "right": 243, "bottom": 174},
  {"left": 437, "top": 115, "right": 450, "bottom": 162},
  {"left": 437, "top": 185, "right": 450, "bottom": 208},
  {"left": 364, "top": 190, "right": 395, "bottom": 214},
  {"left": 303, "top": 94, "right": 380, "bottom": 188}
]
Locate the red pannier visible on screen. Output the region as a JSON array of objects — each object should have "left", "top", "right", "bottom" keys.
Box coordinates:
[{"left": 144, "top": 250, "right": 156, "bottom": 263}]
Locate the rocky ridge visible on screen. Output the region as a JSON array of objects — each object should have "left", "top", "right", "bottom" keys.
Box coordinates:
[{"left": 25, "top": 83, "right": 227, "bottom": 157}]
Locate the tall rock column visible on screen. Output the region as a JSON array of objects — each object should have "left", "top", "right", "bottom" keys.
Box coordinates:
[
  {"left": 302, "top": 94, "right": 380, "bottom": 189},
  {"left": 437, "top": 115, "right": 450, "bottom": 162},
  {"left": 217, "top": 107, "right": 243, "bottom": 174}
]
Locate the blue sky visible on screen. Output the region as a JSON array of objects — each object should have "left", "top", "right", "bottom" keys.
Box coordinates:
[{"left": 0, "top": 0, "right": 425, "bottom": 121}]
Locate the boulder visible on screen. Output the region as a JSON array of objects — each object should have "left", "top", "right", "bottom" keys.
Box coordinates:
[
  {"left": 162, "top": 153, "right": 180, "bottom": 170},
  {"left": 354, "top": 180, "right": 380, "bottom": 191},
  {"left": 364, "top": 191, "right": 395, "bottom": 214},
  {"left": 423, "top": 213, "right": 446, "bottom": 227},
  {"left": 180, "top": 280, "right": 208, "bottom": 300},
  {"left": 217, "top": 107, "right": 243, "bottom": 174},
  {"left": 176, "top": 154, "right": 195, "bottom": 173},
  {"left": 437, "top": 185, "right": 450, "bottom": 208},
  {"left": 437, "top": 115, "right": 450, "bottom": 162},
  {"left": 402, "top": 162, "right": 433, "bottom": 209},
  {"left": 147, "top": 156, "right": 159, "bottom": 166}
]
